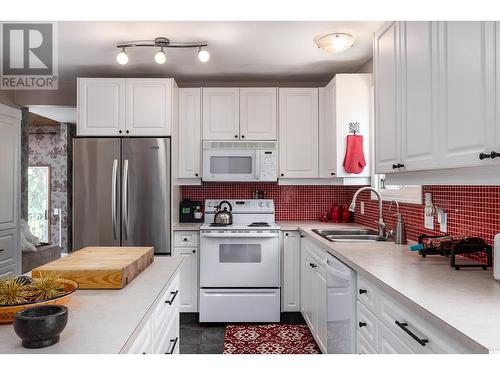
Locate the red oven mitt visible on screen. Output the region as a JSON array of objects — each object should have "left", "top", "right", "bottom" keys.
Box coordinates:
[{"left": 343, "top": 134, "right": 366, "bottom": 174}]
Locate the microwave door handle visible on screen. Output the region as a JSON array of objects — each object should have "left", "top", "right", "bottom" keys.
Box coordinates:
[{"left": 254, "top": 151, "right": 260, "bottom": 181}]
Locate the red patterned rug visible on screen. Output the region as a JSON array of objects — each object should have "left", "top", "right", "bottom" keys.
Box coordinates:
[{"left": 223, "top": 324, "right": 321, "bottom": 354}]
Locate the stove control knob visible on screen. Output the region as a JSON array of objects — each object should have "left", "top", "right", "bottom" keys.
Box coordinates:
[{"left": 259, "top": 202, "right": 263, "bottom": 207}]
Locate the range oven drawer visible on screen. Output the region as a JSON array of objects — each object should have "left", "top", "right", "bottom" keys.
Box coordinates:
[{"left": 199, "top": 288, "right": 281, "bottom": 323}]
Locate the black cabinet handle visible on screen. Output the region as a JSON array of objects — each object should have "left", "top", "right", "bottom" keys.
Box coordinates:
[
  {"left": 195, "top": 173, "right": 199, "bottom": 177},
  {"left": 359, "top": 322, "right": 367, "bottom": 328},
  {"left": 0, "top": 248, "right": 4, "bottom": 252},
  {"left": 119, "top": 130, "right": 123, "bottom": 134},
  {"left": 165, "top": 337, "right": 178, "bottom": 354},
  {"left": 234, "top": 134, "right": 238, "bottom": 138},
  {"left": 280, "top": 173, "right": 284, "bottom": 177},
  {"left": 392, "top": 163, "right": 404, "bottom": 169},
  {"left": 285, "top": 233, "right": 288, "bottom": 236},
  {"left": 359, "top": 288, "right": 367, "bottom": 295},
  {"left": 183, "top": 238, "right": 188, "bottom": 241},
  {"left": 241, "top": 135, "right": 245, "bottom": 138},
  {"left": 192, "top": 250, "right": 196, "bottom": 253},
  {"left": 331, "top": 172, "right": 335, "bottom": 176},
  {"left": 395, "top": 320, "right": 428, "bottom": 346},
  {"left": 479, "top": 151, "right": 500, "bottom": 160},
  {"left": 165, "top": 290, "right": 178, "bottom": 305},
  {"left": 309, "top": 262, "right": 317, "bottom": 268},
  {"left": 126, "top": 130, "right": 129, "bottom": 134}
]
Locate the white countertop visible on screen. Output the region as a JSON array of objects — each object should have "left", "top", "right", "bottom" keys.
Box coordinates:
[
  {"left": 292, "top": 222, "right": 500, "bottom": 353},
  {"left": 172, "top": 223, "right": 202, "bottom": 231},
  {"left": 0, "top": 256, "right": 183, "bottom": 354}
]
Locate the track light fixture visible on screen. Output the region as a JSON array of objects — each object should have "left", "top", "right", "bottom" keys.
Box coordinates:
[{"left": 116, "top": 37, "right": 209, "bottom": 65}]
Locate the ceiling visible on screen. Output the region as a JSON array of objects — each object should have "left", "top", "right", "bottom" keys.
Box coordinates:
[
  {"left": 29, "top": 106, "right": 77, "bottom": 123},
  {"left": 13, "top": 21, "right": 382, "bottom": 107}
]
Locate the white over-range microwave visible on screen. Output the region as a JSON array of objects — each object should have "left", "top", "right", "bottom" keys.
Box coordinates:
[{"left": 202, "top": 141, "right": 278, "bottom": 182}]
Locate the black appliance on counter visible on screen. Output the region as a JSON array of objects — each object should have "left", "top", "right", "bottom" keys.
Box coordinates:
[{"left": 179, "top": 199, "right": 203, "bottom": 223}]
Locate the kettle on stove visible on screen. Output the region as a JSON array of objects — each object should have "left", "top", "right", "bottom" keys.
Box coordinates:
[{"left": 214, "top": 201, "right": 233, "bottom": 226}]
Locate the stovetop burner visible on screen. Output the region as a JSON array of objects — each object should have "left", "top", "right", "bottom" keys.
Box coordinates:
[
  {"left": 209, "top": 223, "right": 231, "bottom": 227},
  {"left": 248, "top": 222, "right": 270, "bottom": 227}
]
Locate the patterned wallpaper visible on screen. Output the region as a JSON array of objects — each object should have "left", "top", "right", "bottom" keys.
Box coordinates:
[{"left": 28, "top": 124, "right": 71, "bottom": 252}]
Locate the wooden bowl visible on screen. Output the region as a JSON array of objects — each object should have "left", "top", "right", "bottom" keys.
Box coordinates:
[{"left": 0, "top": 279, "right": 78, "bottom": 324}]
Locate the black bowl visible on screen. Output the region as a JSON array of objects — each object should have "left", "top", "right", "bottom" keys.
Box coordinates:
[{"left": 13, "top": 305, "right": 68, "bottom": 349}]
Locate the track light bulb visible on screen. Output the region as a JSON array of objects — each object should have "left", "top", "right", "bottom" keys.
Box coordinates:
[
  {"left": 198, "top": 47, "right": 210, "bottom": 63},
  {"left": 155, "top": 48, "right": 167, "bottom": 64},
  {"left": 116, "top": 48, "right": 128, "bottom": 65}
]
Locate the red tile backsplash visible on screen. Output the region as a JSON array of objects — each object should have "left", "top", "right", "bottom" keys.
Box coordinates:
[
  {"left": 181, "top": 183, "right": 353, "bottom": 221},
  {"left": 181, "top": 184, "right": 500, "bottom": 263}
]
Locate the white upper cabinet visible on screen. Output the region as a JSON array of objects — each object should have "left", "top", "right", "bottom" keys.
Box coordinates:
[
  {"left": 77, "top": 78, "right": 126, "bottom": 136},
  {"left": 321, "top": 74, "right": 372, "bottom": 178},
  {"left": 400, "top": 21, "right": 439, "bottom": 171},
  {"left": 0, "top": 109, "right": 20, "bottom": 232},
  {"left": 279, "top": 88, "right": 319, "bottom": 178},
  {"left": 77, "top": 78, "right": 175, "bottom": 136},
  {"left": 438, "top": 22, "right": 496, "bottom": 168},
  {"left": 178, "top": 88, "right": 201, "bottom": 179},
  {"left": 374, "top": 22, "right": 401, "bottom": 174},
  {"left": 374, "top": 21, "right": 500, "bottom": 176},
  {"left": 202, "top": 88, "right": 240, "bottom": 140},
  {"left": 240, "top": 88, "right": 277, "bottom": 140},
  {"left": 125, "top": 79, "right": 173, "bottom": 136}
]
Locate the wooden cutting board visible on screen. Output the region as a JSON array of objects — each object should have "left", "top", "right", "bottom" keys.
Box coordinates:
[{"left": 32, "top": 247, "right": 154, "bottom": 289}]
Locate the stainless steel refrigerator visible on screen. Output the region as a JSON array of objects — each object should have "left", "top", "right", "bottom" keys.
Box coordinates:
[{"left": 73, "top": 138, "right": 171, "bottom": 254}]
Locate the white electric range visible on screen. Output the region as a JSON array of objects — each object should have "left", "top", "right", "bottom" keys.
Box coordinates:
[{"left": 199, "top": 199, "right": 281, "bottom": 323}]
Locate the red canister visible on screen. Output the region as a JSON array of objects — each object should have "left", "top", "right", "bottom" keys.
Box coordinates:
[
  {"left": 342, "top": 205, "right": 351, "bottom": 222},
  {"left": 331, "top": 205, "right": 342, "bottom": 222}
]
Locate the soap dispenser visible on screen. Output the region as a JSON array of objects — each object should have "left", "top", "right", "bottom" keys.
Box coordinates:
[{"left": 390, "top": 200, "right": 407, "bottom": 245}]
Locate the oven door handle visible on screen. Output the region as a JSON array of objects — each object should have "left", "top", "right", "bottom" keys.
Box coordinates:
[{"left": 201, "top": 232, "right": 279, "bottom": 238}]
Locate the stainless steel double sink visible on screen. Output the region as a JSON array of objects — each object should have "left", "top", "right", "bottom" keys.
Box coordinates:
[{"left": 312, "top": 228, "right": 392, "bottom": 242}]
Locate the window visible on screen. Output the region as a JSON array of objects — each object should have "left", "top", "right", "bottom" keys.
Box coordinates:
[
  {"left": 372, "top": 174, "right": 422, "bottom": 205},
  {"left": 27, "top": 165, "right": 51, "bottom": 243}
]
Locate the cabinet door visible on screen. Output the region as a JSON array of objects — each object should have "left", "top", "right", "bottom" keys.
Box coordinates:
[
  {"left": 279, "top": 88, "right": 319, "bottom": 178},
  {"left": 125, "top": 79, "right": 172, "bottom": 136},
  {"left": 240, "top": 88, "right": 277, "bottom": 140},
  {"left": 178, "top": 88, "right": 201, "bottom": 179},
  {"left": 438, "top": 22, "right": 496, "bottom": 168},
  {"left": 0, "top": 228, "right": 17, "bottom": 273},
  {"left": 77, "top": 78, "right": 126, "bottom": 136},
  {"left": 400, "top": 22, "right": 439, "bottom": 171},
  {"left": 173, "top": 247, "right": 198, "bottom": 313},
  {"left": 282, "top": 231, "right": 301, "bottom": 312},
  {"left": 319, "top": 86, "right": 337, "bottom": 178},
  {"left": 374, "top": 22, "right": 402, "bottom": 173},
  {"left": 0, "top": 112, "right": 19, "bottom": 232},
  {"left": 202, "top": 88, "right": 240, "bottom": 140},
  {"left": 300, "top": 241, "right": 314, "bottom": 329}
]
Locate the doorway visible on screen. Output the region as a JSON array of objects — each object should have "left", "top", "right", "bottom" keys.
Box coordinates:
[{"left": 27, "top": 165, "right": 51, "bottom": 244}]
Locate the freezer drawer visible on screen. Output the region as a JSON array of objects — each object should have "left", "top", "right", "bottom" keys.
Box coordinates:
[{"left": 199, "top": 288, "right": 280, "bottom": 322}]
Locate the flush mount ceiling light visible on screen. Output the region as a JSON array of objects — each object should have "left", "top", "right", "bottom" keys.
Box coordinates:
[
  {"left": 315, "top": 33, "right": 355, "bottom": 54},
  {"left": 116, "top": 37, "right": 209, "bottom": 65}
]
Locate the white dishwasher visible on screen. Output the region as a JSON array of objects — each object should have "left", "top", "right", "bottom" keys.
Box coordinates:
[{"left": 325, "top": 253, "right": 357, "bottom": 354}]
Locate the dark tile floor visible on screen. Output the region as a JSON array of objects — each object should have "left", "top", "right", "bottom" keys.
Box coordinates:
[{"left": 179, "top": 312, "right": 306, "bottom": 354}]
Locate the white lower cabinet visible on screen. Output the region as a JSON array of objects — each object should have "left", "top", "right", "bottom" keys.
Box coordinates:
[
  {"left": 356, "top": 274, "right": 473, "bottom": 354},
  {"left": 125, "top": 272, "right": 180, "bottom": 354},
  {"left": 282, "top": 231, "right": 301, "bottom": 312},
  {"left": 300, "top": 237, "right": 327, "bottom": 353},
  {"left": 173, "top": 231, "right": 199, "bottom": 312}
]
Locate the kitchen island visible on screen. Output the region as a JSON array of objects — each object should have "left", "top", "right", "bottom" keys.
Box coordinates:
[
  {"left": 280, "top": 221, "right": 500, "bottom": 353},
  {"left": 0, "top": 256, "right": 183, "bottom": 354}
]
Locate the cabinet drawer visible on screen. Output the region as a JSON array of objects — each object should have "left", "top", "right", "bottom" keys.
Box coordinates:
[
  {"left": 154, "top": 306, "right": 179, "bottom": 354},
  {"left": 357, "top": 333, "right": 377, "bottom": 354},
  {"left": 357, "top": 302, "right": 378, "bottom": 350},
  {"left": 153, "top": 273, "right": 180, "bottom": 333},
  {"left": 357, "top": 275, "right": 379, "bottom": 315},
  {"left": 126, "top": 319, "right": 153, "bottom": 354},
  {"left": 0, "top": 229, "right": 16, "bottom": 267},
  {"left": 378, "top": 321, "right": 415, "bottom": 354},
  {"left": 379, "top": 292, "right": 467, "bottom": 353},
  {"left": 0, "top": 264, "right": 15, "bottom": 280},
  {"left": 174, "top": 231, "right": 199, "bottom": 247}
]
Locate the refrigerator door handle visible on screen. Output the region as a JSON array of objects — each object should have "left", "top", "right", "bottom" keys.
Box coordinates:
[
  {"left": 111, "top": 159, "right": 118, "bottom": 240},
  {"left": 123, "top": 159, "right": 129, "bottom": 240}
]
